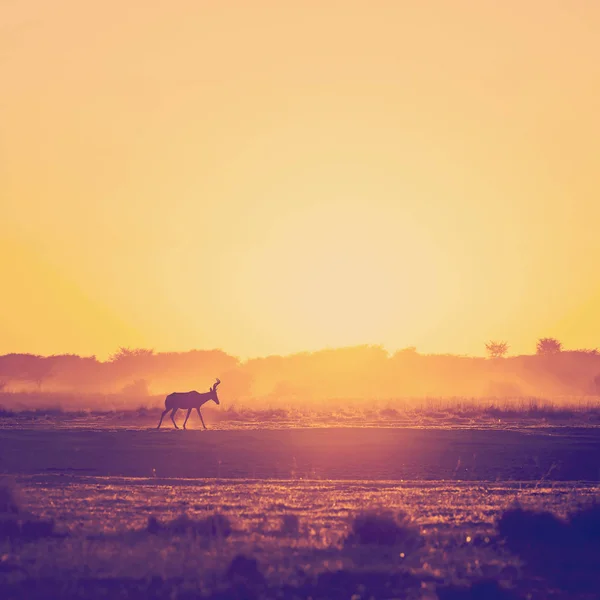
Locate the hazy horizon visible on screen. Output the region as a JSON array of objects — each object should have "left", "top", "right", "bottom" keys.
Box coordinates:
[{"left": 0, "top": 338, "right": 589, "bottom": 362}]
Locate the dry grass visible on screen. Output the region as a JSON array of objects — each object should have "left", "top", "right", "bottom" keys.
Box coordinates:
[
  {"left": 1, "top": 477, "right": 598, "bottom": 599},
  {"left": 2, "top": 393, "right": 600, "bottom": 430}
]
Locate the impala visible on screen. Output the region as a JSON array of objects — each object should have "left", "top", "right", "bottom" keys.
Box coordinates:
[{"left": 157, "top": 378, "right": 221, "bottom": 430}]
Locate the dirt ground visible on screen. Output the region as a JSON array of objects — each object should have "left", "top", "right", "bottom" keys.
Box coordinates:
[{"left": 1, "top": 426, "right": 599, "bottom": 481}]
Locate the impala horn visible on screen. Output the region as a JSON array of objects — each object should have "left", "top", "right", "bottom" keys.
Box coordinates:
[{"left": 212, "top": 378, "right": 221, "bottom": 391}]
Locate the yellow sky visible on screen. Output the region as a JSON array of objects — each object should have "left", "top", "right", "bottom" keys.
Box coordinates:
[{"left": 2, "top": 1, "right": 600, "bottom": 359}]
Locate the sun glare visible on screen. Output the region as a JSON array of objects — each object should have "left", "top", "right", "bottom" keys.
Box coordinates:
[{"left": 236, "top": 201, "right": 452, "bottom": 353}]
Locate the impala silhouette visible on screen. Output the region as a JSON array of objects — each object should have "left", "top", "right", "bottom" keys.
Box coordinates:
[{"left": 157, "top": 378, "right": 221, "bottom": 430}]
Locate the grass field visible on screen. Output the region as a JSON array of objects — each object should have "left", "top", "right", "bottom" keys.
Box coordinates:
[
  {"left": 2, "top": 394, "right": 600, "bottom": 430},
  {"left": 1, "top": 423, "right": 600, "bottom": 598}
]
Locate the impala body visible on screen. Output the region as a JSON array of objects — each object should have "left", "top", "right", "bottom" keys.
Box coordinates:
[{"left": 157, "top": 378, "right": 221, "bottom": 430}]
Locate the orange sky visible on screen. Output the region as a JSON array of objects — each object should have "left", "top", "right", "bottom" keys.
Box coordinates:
[{"left": 2, "top": 1, "right": 600, "bottom": 359}]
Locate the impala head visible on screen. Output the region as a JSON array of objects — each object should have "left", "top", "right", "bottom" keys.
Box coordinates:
[{"left": 210, "top": 378, "right": 221, "bottom": 405}]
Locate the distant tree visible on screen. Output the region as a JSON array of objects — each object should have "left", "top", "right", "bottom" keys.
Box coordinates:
[
  {"left": 485, "top": 341, "right": 509, "bottom": 359},
  {"left": 536, "top": 337, "right": 562, "bottom": 356},
  {"left": 108, "top": 347, "right": 154, "bottom": 374},
  {"left": 109, "top": 347, "right": 155, "bottom": 362},
  {"left": 0, "top": 354, "right": 53, "bottom": 389}
]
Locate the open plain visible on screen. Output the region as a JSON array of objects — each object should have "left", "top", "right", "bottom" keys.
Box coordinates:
[{"left": 1, "top": 418, "right": 600, "bottom": 599}]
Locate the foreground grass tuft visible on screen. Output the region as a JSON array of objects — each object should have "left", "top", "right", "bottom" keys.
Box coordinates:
[
  {"left": 0, "top": 480, "right": 20, "bottom": 515},
  {"left": 437, "top": 579, "right": 519, "bottom": 600},
  {"left": 569, "top": 502, "right": 600, "bottom": 543},
  {"left": 226, "top": 554, "right": 265, "bottom": 585},
  {"left": 146, "top": 513, "right": 232, "bottom": 538},
  {"left": 0, "top": 478, "right": 61, "bottom": 541},
  {"left": 497, "top": 504, "right": 600, "bottom": 593},
  {"left": 279, "top": 513, "right": 300, "bottom": 536},
  {"left": 346, "top": 510, "right": 420, "bottom": 548},
  {"left": 497, "top": 506, "right": 566, "bottom": 551}
]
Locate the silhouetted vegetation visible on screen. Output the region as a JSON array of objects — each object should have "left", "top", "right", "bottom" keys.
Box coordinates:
[
  {"left": 0, "top": 480, "right": 19, "bottom": 515},
  {"left": 536, "top": 337, "right": 562, "bottom": 355},
  {"left": 3, "top": 341, "right": 600, "bottom": 414},
  {"left": 1, "top": 474, "right": 598, "bottom": 599},
  {"left": 146, "top": 513, "right": 232, "bottom": 538},
  {"left": 226, "top": 554, "right": 265, "bottom": 586},
  {"left": 497, "top": 504, "right": 600, "bottom": 593},
  {"left": 279, "top": 514, "right": 300, "bottom": 536},
  {"left": 485, "top": 341, "right": 509, "bottom": 359},
  {"left": 437, "top": 580, "right": 518, "bottom": 600},
  {"left": 0, "top": 479, "right": 63, "bottom": 542},
  {"left": 346, "top": 510, "right": 421, "bottom": 548}
]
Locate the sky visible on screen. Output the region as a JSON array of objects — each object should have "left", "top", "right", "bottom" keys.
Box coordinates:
[{"left": 2, "top": 1, "right": 600, "bottom": 359}]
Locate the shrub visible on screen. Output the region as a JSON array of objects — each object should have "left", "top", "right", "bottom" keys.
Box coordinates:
[
  {"left": 569, "top": 503, "right": 600, "bottom": 545},
  {"left": 0, "top": 479, "right": 61, "bottom": 541},
  {"left": 279, "top": 514, "right": 300, "bottom": 536},
  {"left": 0, "top": 481, "right": 19, "bottom": 515},
  {"left": 226, "top": 554, "right": 265, "bottom": 585},
  {"left": 485, "top": 341, "right": 509, "bottom": 359},
  {"left": 346, "top": 510, "right": 420, "bottom": 548},
  {"left": 536, "top": 337, "right": 562, "bottom": 355},
  {"left": 497, "top": 507, "right": 567, "bottom": 553},
  {"left": 497, "top": 505, "right": 600, "bottom": 593},
  {"left": 19, "top": 518, "right": 56, "bottom": 540},
  {"left": 0, "top": 515, "right": 57, "bottom": 541},
  {"left": 147, "top": 513, "right": 232, "bottom": 538}
]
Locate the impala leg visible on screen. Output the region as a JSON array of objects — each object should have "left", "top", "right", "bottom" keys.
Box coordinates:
[
  {"left": 170, "top": 408, "right": 179, "bottom": 429},
  {"left": 196, "top": 407, "right": 207, "bottom": 430},
  {"left": 183, "top": 408, "right": 192, "bottom": 429},
  {"left": 157, "top": 408, "right": 169, "bottom": 429}
]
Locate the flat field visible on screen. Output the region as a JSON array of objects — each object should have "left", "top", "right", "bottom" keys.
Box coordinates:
[{"left": 1, "top": 423, "right": 600, "bottom": 599}]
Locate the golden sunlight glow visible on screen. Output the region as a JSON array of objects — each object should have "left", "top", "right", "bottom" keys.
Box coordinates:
[
  {"left": 236, "top": 201, "right": 459, "bottom": 354},
  {"left": 2, "top": 1, "right": 600, "bottom": 358}
]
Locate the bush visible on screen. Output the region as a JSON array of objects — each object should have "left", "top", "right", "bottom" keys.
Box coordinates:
[
  {"left": 346, "top": 510, "right": 420, "bottom": 548},
  {"left": 226, "top": 554, "right": 265, "bottom": 585},
  {"left": 0, "top": 515, "right": 57, "bottom": 541},
  {"left": 497, "top": 505, "right": 600, "bottom": 593},
  {"left": 279, "top": 514, "right": 300, "bottom": 536},
  {"left": 0, "top": 481, "right": 19, "bottom": 515},
  {"left": 536, "top": 337, "right": 562, "bottom": 355},
  {"left": 485, "top": 341, "right": 509, "bottom": 359},
  {"left": 497, "top": 507, "right": 567, "bottom": 553},
  {"left": 0, "top": 479, "right": 61, "bottom": 541},
  {"left": 147, "top": 513, "right": 232, "bottom": 538},
  {"left": 569, "top": 503, "right": 600, "bottom": 544}
]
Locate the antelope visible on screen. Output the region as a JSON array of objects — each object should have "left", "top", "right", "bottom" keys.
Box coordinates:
[{"left": 157, "top": 378, "right": 221, "bottom": 430}]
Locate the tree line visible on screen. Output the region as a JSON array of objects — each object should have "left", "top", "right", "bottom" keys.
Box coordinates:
[{"left": 1, "top": 340, "right": 600, "bottom": 401}]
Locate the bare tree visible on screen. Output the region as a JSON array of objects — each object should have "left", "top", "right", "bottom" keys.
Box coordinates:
[
  {"left": 485, "top": 341, "right": 509, "bottom": 359},
  {"left": 536, "top": 337, "right": 562, "bottom": 356}
]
